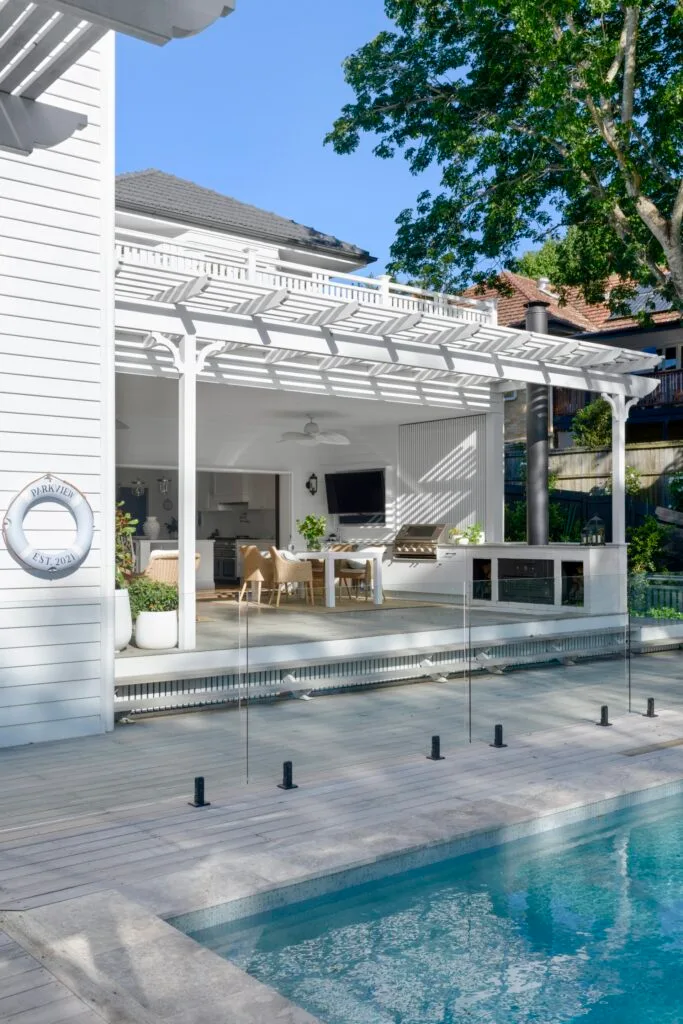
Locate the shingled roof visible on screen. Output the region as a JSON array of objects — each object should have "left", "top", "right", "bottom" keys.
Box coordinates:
[{"left": 116, "top": 169, "right": 375, "bottom": 264}]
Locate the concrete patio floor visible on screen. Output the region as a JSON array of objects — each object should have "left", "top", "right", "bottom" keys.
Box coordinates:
[{"left": 116, "top": 596, "right": 585, "bottom": 658}]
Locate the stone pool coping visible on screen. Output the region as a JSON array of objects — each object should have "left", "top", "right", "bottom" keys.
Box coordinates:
[{"left": 3, "top": 710, "right": 683, "bottom": 1023}]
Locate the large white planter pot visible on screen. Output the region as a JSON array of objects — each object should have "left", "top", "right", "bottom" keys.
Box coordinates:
[
  {"left": 142, "top": 516, "right": 161, "bottom": 540},
  {"left": 135, "top": 610, "right": 178, "bottom": 650},
  {"left": 114, "top": 589, "right": 133, "bottom": 651}
]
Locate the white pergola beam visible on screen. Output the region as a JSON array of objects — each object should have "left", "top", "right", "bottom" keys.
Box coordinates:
[
  {"left": 232, "top": 288, "right": 289, "bottom": 317},
  {"left": 153, "top": 274, "right": 211, "bottom": 305},
  {"left": 0, "top": 93, "right": 87, "bottom": 154},
  {"left": 115, "top": 301, "right": 658, "bottom": 399},
  {"left": 34, "top": 0, "right": 235, "bottom": 46},
  {"left": 304, "top": 300, "right": 360, "bottom": 327},
  {"left": 368, "top": 312, "right": 423, "bottom": 336}
]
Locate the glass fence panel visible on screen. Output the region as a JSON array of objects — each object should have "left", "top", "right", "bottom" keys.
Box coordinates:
[
  {"left": 468, "top": 572, "right": 630, "bottom": 747},
  {"left": 628, "top": 573, "right": 683, "bottom": 717},
  {"left": 238, "top": 556, "right": 470, "bottom": 787}
]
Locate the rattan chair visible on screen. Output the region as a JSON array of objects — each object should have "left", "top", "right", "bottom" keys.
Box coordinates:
[
  {"left": 268, "top": 547, "right": 315, "bottom": 606},
  {"left": 143, "top": 550, "right": 200, "bottom": 584},
  {"left": 238, "top": 545, "right": 274, "bottom": 603},
  {"left": 337, "top": 547, "right": 386, "bottom": 602}
]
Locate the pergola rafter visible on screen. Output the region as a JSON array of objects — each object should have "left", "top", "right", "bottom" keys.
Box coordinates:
[{"left": 0, "top": 0, "right": 233, "bottom": 154}]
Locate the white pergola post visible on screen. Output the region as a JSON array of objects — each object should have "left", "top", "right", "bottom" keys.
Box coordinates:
[
  {"left": 178, "top": 332, "right": 197, "bottom": 650},
  {"left": 602, "top": 393, "right": 638, "bottom": 545},
  {"left": 485, "top": 394, "right": 505, "bottom": 542}
]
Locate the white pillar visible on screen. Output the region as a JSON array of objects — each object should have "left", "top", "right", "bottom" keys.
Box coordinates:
[
  {"left": 602, "top": 393, "right": 638, "bottom": 545},
  {"left": 178, "top": 332, "right": 197, "bottom": 650},
  {"left": 485, "top": 393, "right": 505, "bottom": 542}
]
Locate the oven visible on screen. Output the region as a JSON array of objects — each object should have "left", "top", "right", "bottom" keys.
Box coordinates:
[{"left": 213, "top": 539, "right": 236, "bottom": 583}]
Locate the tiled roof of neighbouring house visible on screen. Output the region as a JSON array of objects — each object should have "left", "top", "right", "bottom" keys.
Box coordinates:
[
  {"left": 463, "top": 271, "right": 596, "bottom": 331},
  {"left": 465, "top": 271, "right": 680, "bottom": 333},
  {"left": 115, "top": 169, "right": 375, "bottom": 263}
]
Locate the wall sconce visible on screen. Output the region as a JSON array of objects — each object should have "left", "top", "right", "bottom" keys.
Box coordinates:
[
  {"left": 306, "top": 473, "right": 318, "bottom": 496},
  {"left": 157, "top": 477, "right": 171, "bottom": 495},
  {"left": 130, "top": 478, "right": 146, "bottom": 497}
]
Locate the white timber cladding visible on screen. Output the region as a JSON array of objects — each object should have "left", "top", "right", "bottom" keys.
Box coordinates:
[
  {"left": 0, "top": 37, "right": 113, "bottom": 747},
  {"left": 397, "top": 417, "right": 487, "bottom": 529}
]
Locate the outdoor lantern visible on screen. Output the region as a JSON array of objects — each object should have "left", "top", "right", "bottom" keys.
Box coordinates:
[
  {"left": 157, "top": 477, "right": 171, "bottom": 495},
  {"left": 581, "top": 515, "right": 606, "bottom": 546},
  {"left": 306, "top": 473, "right": 318, "bottom": 496},
  {"left": 130, "top": 478, "right": 146, "bottom": 497}
]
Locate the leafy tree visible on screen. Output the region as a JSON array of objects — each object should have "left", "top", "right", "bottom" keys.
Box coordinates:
[
  {"left": 328, "top": 1, "right": 683, "bottom": 312},
  {"left": 571, "top": 398, "right": 612, "bottom": 448}
]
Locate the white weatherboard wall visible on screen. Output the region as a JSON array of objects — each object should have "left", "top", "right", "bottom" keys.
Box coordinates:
[
  {"left": 398, "top": 417, "right": 487, "bottom": 528},
  {"left": 0, "top": 39, "right": 115, "bottom": 747}
]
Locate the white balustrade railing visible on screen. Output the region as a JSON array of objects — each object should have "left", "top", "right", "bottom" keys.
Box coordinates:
[{"left": 115, "top": 239, "right": 496, "bottom": 325}]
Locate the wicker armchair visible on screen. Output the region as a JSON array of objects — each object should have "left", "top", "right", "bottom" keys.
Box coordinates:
[
  {"left": 143, "top": 550, "right": 200, "bottom": 584},
  {"left": 238, "top": 545, "right": 274, "bottom": 603},
  {"left": 268, "top": 547, "right": 315, "bottom": 606},
  {"left": 337, "top": 547, "right": 385, "bottom": 602}
]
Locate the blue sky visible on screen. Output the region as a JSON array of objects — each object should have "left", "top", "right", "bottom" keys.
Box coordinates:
[{"left": 115, "top": 0, "right": 441, "bottom": 272}]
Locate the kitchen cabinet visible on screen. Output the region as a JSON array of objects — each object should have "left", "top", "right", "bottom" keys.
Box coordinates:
[
  {"left": 197, "top": 472, "right": 276, "bottom": 510},
  {"left": 244, "top": 473, "right": 275, "bottom": 509}
]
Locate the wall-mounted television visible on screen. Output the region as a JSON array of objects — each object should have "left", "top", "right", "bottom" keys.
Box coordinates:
[{"left": 325, "top": 470, "right": 385, "bottom": 522}]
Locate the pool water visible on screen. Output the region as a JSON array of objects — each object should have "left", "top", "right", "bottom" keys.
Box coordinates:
[{"left": 181, "top": 795, "right": 683, "bottom": 1023}]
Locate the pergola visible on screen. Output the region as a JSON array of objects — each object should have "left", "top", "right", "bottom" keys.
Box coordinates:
[
  {"left": 0, "top": 0, "right": 233, "bottom": 153},
  {"left": 114, "top": 238, "right": 660, "bottom": 650}
]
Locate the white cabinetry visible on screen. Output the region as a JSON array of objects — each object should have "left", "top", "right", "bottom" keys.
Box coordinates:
[
  {"left": 244, "top": 473, "right": 275, "bottom": 509},
  {"left": 200, "top": 472, "right": 276, "bottom": 509}
]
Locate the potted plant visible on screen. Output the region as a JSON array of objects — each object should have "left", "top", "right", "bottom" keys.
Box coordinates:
[
  {"left": 128, "top": 577, "right": 179, "bottom": 650},
  {"left": 447, "top": 527, "right": 464, "bottom": 545},
  {"left": 465, "top": 522, "right": 485, "bottom": 545},
  {"left": 115, "top": 501, "right": 137, "bottom": 650},
  {"left": 165, "top": 516, "right": 178, "bottom": 538},
  {"left": 296, "top": 514, "right": 327, "bottom": 551}
]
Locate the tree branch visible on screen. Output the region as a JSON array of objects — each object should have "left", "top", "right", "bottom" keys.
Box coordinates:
[
  {"left": 672, "top": 180, "right": 683, "bottom": 239},
  {"left": 621, "top": 6, "right": 639, "bottom": 125},
  {"left": 605, "top": 14, "right": 629, "bottom": 84}
]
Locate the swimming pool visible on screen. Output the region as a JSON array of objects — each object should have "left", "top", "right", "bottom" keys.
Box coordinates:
[{"left": 176, "top": 793, "right": 683, "bottom": 1023}]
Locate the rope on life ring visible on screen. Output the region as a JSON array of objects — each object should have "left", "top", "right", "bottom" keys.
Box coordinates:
[{"left": 2, "top": 474, "right": 94, "bottom": 580}]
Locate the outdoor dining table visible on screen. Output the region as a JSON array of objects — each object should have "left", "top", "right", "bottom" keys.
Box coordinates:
[{"left": 293, "top": 548, "right": 384, "bottom": 608}]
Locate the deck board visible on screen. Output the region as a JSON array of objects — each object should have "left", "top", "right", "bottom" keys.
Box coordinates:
[{"left": 0, "top": 933, "right": 104, "bottom": 1023}]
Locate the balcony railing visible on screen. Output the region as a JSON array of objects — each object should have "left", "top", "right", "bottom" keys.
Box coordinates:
[
  {"left": 553, "top": 387, "right": 588, "bottom": 417},
  {"left": 115, "top": 238, "right": 497, "bottom": 326},
  {"left": 639, "top": 367, "right": 683, "bottom": 408}
]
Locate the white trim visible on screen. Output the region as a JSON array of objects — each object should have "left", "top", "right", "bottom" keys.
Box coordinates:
[
  {"left": 99, "top": 30, "right": 116, "bottom": 733},
  {"left": 178, "top": 333, "right": 197, "bottom": 651}
]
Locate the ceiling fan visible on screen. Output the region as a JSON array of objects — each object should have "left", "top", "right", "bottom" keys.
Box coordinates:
[{"left": 279, "top": 416, "right": 350, "bottom": 446}]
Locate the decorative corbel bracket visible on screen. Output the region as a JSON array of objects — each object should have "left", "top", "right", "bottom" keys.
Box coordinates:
[
  {"left": 196, "top": 341, "right": 229, "bottom": 374},
  {"left": 142, "top": 332, "right": 185, "bottom": 374},
  {"left": 601, "top": 393, "right": 640, "bottom": 421}
]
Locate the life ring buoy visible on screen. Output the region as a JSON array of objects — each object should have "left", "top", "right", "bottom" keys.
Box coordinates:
[{"left": 2, "top": 474, "right": 94, "bottom": 580}]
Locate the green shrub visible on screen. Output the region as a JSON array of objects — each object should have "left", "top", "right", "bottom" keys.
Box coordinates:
[
  {"left": 571, "top": 398, "right": 612, "bottom": 449},
  {"left": 115, "top": 501, "right": 138, "bottom": 589},
  {"left": 505, "top": 500, "right": 526, "bottom": 542},
  {"left": 669, "top": 472, "right": 683, "bottom": 512},
  {"left": 627, "top": 516, "right": 669, "bottom": 574},
  {"left": 127, "top": 578, "right": 178, "bottom": 620}
]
